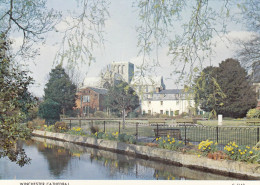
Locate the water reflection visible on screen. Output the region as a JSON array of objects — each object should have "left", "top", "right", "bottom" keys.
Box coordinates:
[{"left": 0, "top": 137, "right": 241, "bottom": 180}]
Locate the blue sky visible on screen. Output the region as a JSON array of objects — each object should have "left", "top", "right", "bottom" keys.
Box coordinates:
[{"left": 14, "top": 0, "right": 254, "bottom": 97}]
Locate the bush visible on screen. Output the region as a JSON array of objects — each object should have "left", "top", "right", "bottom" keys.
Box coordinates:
[
  {"left": 26, "top": 106, "right": 39, "bottom": 121},
  {"left": 27, "top": 118, "right": 45, "bottom": 130},
  {"left": 156, "top": 136, "right": 184, "bottom": 151},
  {"left": 90, "top": 125, "right": 99, "bottom": 134},
  {"left": 198, "top": 140, "right": 218, "bottom": 156},
  {"left": 224, "top": 142, "right": 260, "bottom": 163},
  {"left": 94, "top": 111, "right": 107, "bottom": 118},
  {"left": 118, "top": 133, "right": 127, "bottom": 142},
  {"left": 54, "top": 121, "right": 68, "bottom": 133},
  {"left": 68, "top": 127, "right": 86, "bottom": 136},
  {"left": 247, "top": 109, "right": 260, "bottom": 119}
]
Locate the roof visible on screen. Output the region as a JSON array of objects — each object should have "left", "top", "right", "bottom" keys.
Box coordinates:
[
  {"left": 89, "top": 87, "right": 107, "bottom": 94},
  {"left": 143, "top": 89, "right": 190, "bottom": 101},
  {"left": 155, "top": 89, "right": 183, "bottom": 94}
]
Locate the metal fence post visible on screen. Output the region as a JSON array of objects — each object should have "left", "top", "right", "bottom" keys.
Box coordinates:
[
  {"left": 216, "top": 126, "right": 219, "bottom": 143},
  {"left": 119, "top": 121, "right": 121, "bottom": 134},
  {"left": 156, "top": 123, "right": 159, "bottom": 138},
  {"left": 79, "top": 119, "right": 81, "bottom": 128},
  {"left": 136, "top": 122, "right": 138, "bottom": 141},
  {"left": 257, "top": 127, "right": 260, "bottom": 143},
  {"left": 104, "top": 121, "right": 106, "bottom": 132},
  {"left": 70, "top": 119, "right": 72, "bottom": 129},
  {"left": 184, "top": 124, "right": 187, "bottom": 145}
]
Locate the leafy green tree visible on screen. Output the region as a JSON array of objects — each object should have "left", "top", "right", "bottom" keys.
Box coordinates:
[
  {"left": 38, "top": 99, "right": 61, "bottom": 124},
  {"left": 215, "top": 58, "right": 256, "bottom": 118},
  {"left": 194, "top": 58, "right": 257, "bottom": 118},
  {"left": 106, "top": 81, "right": 139, "bottom": 128},
  {"left": 44, "top": 65, "right": 77, "bottom": 116},
  {"left": 0, "top": 34, "right": 33, "bottom": 166},
  {"left": 194, "top": 66, "right": 226, "bottom": 117}
]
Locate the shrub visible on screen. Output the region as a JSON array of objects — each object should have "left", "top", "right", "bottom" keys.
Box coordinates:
[
  {"left": 198, "top": 140, "right": 218, "bottom": 156},
  {"left": 27, "top": 118, "right": 45, "bottom": 130},
  {"left": 247, "top": 109, "right": 260, "bottom": 119},
  {"left": 224, "top": 142, "right": 260, "bottom": 163},
  {"left": 156, "top": 136, "right": 185, "bottom": 151},
  {"left": 68, "top": 127, "right": 86, "bottom": 136},
  {"left": 54, "top": 121, "right": 68, "bottom": 133},
  {"left": 118, "top": 133, "right": 127, "bottom": 142},
  {"left": 45, "top": 125, "right": 54, "bottom": 132},
  {"left": 94, "top": 111, "right": 107, "bottom": 118},
  {"left": 90, "top": 125, "right": 99, "bottom": 134}
]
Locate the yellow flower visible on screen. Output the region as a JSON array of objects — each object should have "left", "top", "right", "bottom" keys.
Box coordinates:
[
  {"left": 238, "top": 149, "right": 241, "bottom": 152},
  {"left": 232, "top": 151, "right": 234, "bottom": 154},
  {"left": 249, "top": 151, "right": 253, "bottom": 154},
  {"left": 198, "top": 155, "right": 201, "bottom": 157},
  {"left": 156, "top": 138, "right": 158, "bottom": 141},
  {"left": 167, "top": 135, "right": 170, "bottom": 138},
  {"left": 163, "top": 140, "right": 166, "bottom": 143},
  {"left": 168, "top": 139, "right": 170, "bottom": 142}
]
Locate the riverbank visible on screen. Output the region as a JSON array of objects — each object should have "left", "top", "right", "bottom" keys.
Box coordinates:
[{"left": 32, "top": 130, "right": 260, "bottom": 179}]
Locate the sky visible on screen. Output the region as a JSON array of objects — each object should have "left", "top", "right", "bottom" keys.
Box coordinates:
[{"left": 11, "top": 0, "right": 255, "bottom": 98}]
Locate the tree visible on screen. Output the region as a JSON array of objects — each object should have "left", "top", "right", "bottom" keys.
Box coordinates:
[
  {"left": 193, "top": 66, "right": 226, "bottom": 117},
  {"left": 215, "top": 58, "right": 256, "bottom": 118},
  {"left": 0, "top": 34, "right": 34, "bottom": 166},
  {"left": 38, "top": 99, "right": 61, "bottom": 124},
  {"left": 194, "top": 58, "right": 257, "bottom": 118},
  {"left": 43, "top": 65, "right": 77, "bottom": 116},
  {"left": 106, "top": 81, "right": 139, "bottom": 128}
]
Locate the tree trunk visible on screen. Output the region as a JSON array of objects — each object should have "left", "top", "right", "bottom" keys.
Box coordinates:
[{"left": 122, "top": 109, "right": 126, "bottom": 129}]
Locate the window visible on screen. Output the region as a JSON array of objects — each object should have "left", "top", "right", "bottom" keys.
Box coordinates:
[
  {"left": 160, "top": 101, "right": 163, "bottom": 105},
  {"left": 122, "top": 65, "right": 125, "bottom": 74},
  {"left": 170, "top": 111, "right": 174, "bottom": 116},
  {"left": 258, "top": 88, "right": 260, "bottom": 100},
  {"left": 166, "top": 111, "right": 169, "bottom": 115},
  {"left": 160, "top": 110, "right": 163, "bottom": 114},
  {"left": 148, "top": 110, "right": 151, "bottom": 114},
  {"left": 143, "top": 110, "right": 146, "bottom": 114},
  {"left": 83, "top": 95, "right": 90, "bottom": 102}
]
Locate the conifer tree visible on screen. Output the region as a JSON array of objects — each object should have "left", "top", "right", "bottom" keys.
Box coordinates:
[{"left": 43, "top": 65, "right": 77, "bottom": 116}]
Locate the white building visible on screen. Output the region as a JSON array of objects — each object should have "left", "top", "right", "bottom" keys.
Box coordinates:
[
  {"left": 130, "top": 76, "right": 166, "bottom": 97},
  {"left": 141, "top": 89, "right": 195, "bottom": 116}
]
